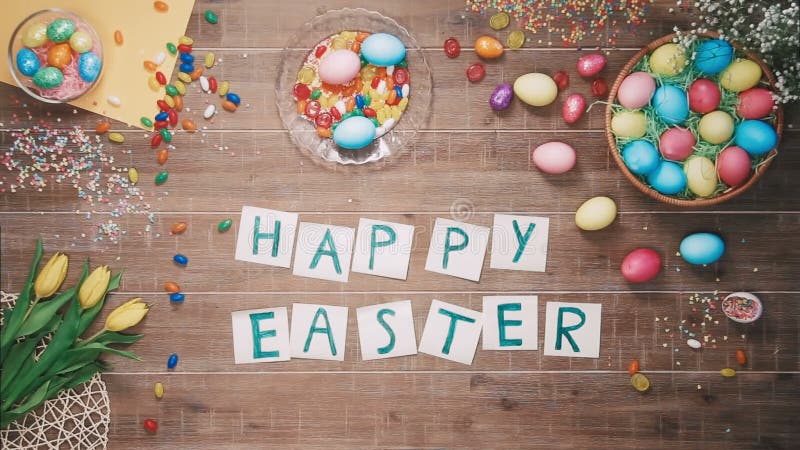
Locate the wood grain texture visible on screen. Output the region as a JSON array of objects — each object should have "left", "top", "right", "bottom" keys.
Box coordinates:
[{"left": 1, "top": 0, "right": 798, "bottom": 448}]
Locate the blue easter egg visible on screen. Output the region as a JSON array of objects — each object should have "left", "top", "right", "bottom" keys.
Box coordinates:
[
  {"left": 333, "top": 116, "right": 376, "bottom": 149},
  {"left": 734, "top": 120, "right": 778, "bottom": 155},
  {"left": 360, "top": 33, "right": 406, "bottom": 67},
  {"left": 679, "top": 232, "right": 725, "bottom": 265},
  {"left": 652, "top": 85, "right": 689, "bottom": 125},
  {"left": 647, "top": 160, "right": 687, "bottom": 195},
  {"left": 16, "top": 48, "right": 40, "bottom": 76},
  {"left": 694, "top": 39, "right": 734, "bottom": 75},
  {"left": 78, "top": 52, "right": 102, "bottom": 82},
  {"left": 622, "top": 140, "right": 660, "bottom": 175}
]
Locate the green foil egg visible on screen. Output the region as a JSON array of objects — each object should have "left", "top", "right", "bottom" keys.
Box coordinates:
[
  {"left": 46, "top": 18, "right": 76, "bottom": 43},
  {"left": 32, "top": 67, "right": 64, "bottom": 88}
]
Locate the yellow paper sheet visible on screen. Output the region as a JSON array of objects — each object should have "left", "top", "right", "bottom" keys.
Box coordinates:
[{"left": 1, "top": 0, "right": 195, "bottom": 129}]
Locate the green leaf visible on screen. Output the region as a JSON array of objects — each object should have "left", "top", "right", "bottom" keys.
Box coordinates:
[
  {"left": 0, "top": 320, "right": 58, "bottom": 392},
  {"left": 0, "top": 239, "right": 43, "bottom": 355},
  {"left": 7, "top": 380, "right": 50, "bottom": 415},
  {"left": 15, "top": 287, "right": 76, "bottom": 337},
  {"left": 77, "top": 270, "right": 123, "bottom": 337},
  {"left": 94, "top": 332, "right": 144, "bottom": 345},
  {"left": 78, "top": 342, "right": 142, "bottom": 361}
]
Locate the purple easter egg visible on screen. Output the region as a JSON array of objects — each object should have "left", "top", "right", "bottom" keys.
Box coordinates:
[{"left": 489, "top": 83, "right": 513, "bottom": 110}]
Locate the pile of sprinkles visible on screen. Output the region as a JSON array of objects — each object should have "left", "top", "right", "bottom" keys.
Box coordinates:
[{"left": 465, "top": 0, "right": 653, "bottom": 46}]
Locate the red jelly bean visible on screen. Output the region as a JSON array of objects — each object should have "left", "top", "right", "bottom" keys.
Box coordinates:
[
  {"left": 151, "top": 133, "right": 163, "bottom": 148},
  {"left": 304, "top": 100, "right": 321, "bottom": 118},
  {"left": 315, "top": 112, "right": 332, "bottom": 128},
  {"left": 363, "top": 107, "right": 376, "bottom": 118},
  {"left": 591, "top": 78, "right": 608, "bottom": 98},
  {"left": 444, "top": 37, "right": 461, "bottom": 58},
  {"left": 155, "top": 71, "right": 167, "bottom": 85},
  {"left": 553, "top": 70, "right": 569, "bottom": 91},
  {"left": 466, "top": 63, "right": 485, "bottom": 82},
  {"left": 293, "top": 83, "right": 310, "bottom": 101},
  {"left": 314, "top": 45, "right": 327, "bottom": 58},
  {"left": 154, "top": 120, "right": 168, "bottom": 130},
  {"left": 177, "top": 44, "right": 192, "bottom": 53},
  {"left": 167, "top": 109, "right": 178, "bottom": 126},
  {"left": 371, "top": 77, "right": 381, "bottom": 89},
  {"left": 208, "top": 76, "right": 218, "bottom": 93},
  {"left": 157, "top": 100, "right": 170, "bottom": 111},
  {"left": 330, "top": 107, "right": 341, "bottom": 121},
  {"left": 393, "top": 67, "right": 410, "bottom": 85},
  {"left": 143, "top": 418, "right": 158, "bottom": 433}
]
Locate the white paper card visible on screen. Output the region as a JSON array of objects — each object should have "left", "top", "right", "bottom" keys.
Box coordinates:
[
  {"left": 231, "top": 307, "right": 291, "bottom": 364},
  {"left": 292, "top": 223, "right": 355, "bottom": 283},
  {"left": 418, "top": 300, "right": 483, "bottom": 365},
  {"left": 489, "top": 214, "right": 549, "bottom": 272},
  {"left": 351, "top": 219, "right": 415, "bottom": 280},
  {"left": 235, "top": 206, "right": 299, "bottom": 268},
  {"left": 424, "top": 218, "right": 490, "bottom": 282},
  {"left": 543, "top": 302, "right": 602, "bottom": 358},
  {"left": 356, "top": 300, "right": 417, "bottom": 360},
  {"left": 289, "top": 303, "right": 349, "bottom": 361},
  {"left": 482, "top": 296, "right": 538, "bottom": 350}
]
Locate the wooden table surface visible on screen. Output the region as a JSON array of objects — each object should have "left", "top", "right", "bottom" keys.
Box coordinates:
[{"left": 2, "top": 1, "right": 799, "bottom": 448}]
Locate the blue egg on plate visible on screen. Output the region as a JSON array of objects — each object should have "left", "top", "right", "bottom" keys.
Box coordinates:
[
  {"left": 679, "top": 232, "right": 725, "bottom": 265},
  {"left": 78, "top": 52, "right": 102, "bottom": 82},
  {"left": 333, "top": 116, "right": 376, "bottom": 149},
  {"left": 694, "top": 39, "right": 734, "bottom": 75},
  {"left": 360, "top": 33, "right": 406, "bottom": 67},
  {"left": 734, "top": 120, "right": 778, "bottom": 155},
  {"left": 652, "top": 85, "right": 689, "bottom": 125},
  {"left": 647, "top": 160, "right": 687, "bottom": 195},
  {"left": 622, "top": 140, "right": 660, "bottom": 175},
  {"left": 16, "top": 48, "right": 40, "bottom": 76}
]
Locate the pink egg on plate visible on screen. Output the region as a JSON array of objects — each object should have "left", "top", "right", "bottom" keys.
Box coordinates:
[
  {"left": 737, "top": 88, "right": 775, "bottom": 119},
  {"left": 658, "top": 127, "right": 696, "bottom": 161},
  {"left": 716, "top": 146, "right": 752, "bottom": 187},
  {"left": 576, "top": 53, "right": 607, "bottom": 77},
  {"left": 318, "top": 49, "right": 361, "bottom": 85},
  {"left": 616, "top": 72, "right": 655, "bottom": 109},
  {"left": 620, "top": 248, "right": 662, "bottom": 283},
  {"left": 688, "top": 78, "right": 721, "bottom": 113},
  {"left": 532, "top": 141, "right": 576, "bottom": 174}
]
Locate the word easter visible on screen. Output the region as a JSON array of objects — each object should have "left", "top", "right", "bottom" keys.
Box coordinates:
[
  {"left": 234, "top": 206, "right": 550, "bottom": 282},
  {"left": 231, "top": 297, "right": 602, "bottom": 365}
]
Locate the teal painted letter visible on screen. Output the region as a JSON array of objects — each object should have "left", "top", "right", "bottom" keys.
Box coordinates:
[
  {"left": 376, "top": 308, "right": 396, "bottom": 355},
  {"left": 555, "top": 306, "right": 586, "bottom": 352},
  {"left": 443, "top": 227, "right": 469, "bottom": 269},
  {"left": 369, "top": 225, "right": 396, "bottom": 270},
  {"left": 303, "top": 307, "right": 337, "bottom": 356},
  {"left": 249, "top": 312, "right": 279, "bottom": 359},
  {"left": 252, "top": 216, "right": 282, "bottom": 257},
  {"left": 497, "top": 303, "right": 523, "bottom": 347},
  {"left": 438, "top": 308, "right": 476, "bottom": 354},
  {"left": 512, "top": 220, "right": 536, "bottom": 263},
  {"left": 310, "top": 229, "right": 342, "bottom": 274}
]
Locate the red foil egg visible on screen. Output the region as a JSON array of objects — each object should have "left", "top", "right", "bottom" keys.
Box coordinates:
[
  {"left": 576, "top": 53, "right": 607, "bottom": 77},
  {"left": 562, "top": 93, "right": 586, "bottom": 124}
]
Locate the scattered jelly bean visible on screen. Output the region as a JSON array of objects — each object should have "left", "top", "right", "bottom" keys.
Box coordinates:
[
  {"left": 630, "top": 373, "right": 650, "bottom": 392},
  {"left": 167, "top": 109, "right": 178, "bottom": 126},
  {"left": 169, "top": 292, "right": 185, "bottom": 303},
  {"left": 95, "top": 122, "right": 111, "bottom": 134},
  {"left": 222, "top": 100, "right": 237, "bottom": 112},
  {"left": 177, "top": 72, "right": 191, "bottom": 83},
  {"left": 154, "top": 382, "right": 164, "bottom": 399},
  {"left": 203, "top": 104, "right": 216, "bottom": 119},
  {"left": 166, "top": 42, "right": 177, "bottom": 55},
  {"left": 128, "top": 168, "right": 139, "bottom": 185},
  {"left": 108, "top": 132, "right": 125, "bottom": 143},
  {"left": 165, "top": 84, "right": 178, "bottom": 96},
  {"left": 315, "top": 112, "right": 332, "bottom": 128},
  {"left": 174, "top": 94, "right": 184, "bottom": 112},
  {"left": 157, "top": 149, "right": 169, "bottom": 164},
  {"left": 171, "top": 222, "right": 187, "bottom": 234},
  {"left": 174, "top": 80, "right": 186, "bottom": 95},
  {"left": 226, "top": 93, "right": 241, "bottom": 105},
  {"left": 444, "top": 37, "right": 461, "bottom": 58},
  {"left": 155, "top": 171, "right": 169, "bottom": 185},
  {"left": 219, "top": 81, "right": 230, "bottom": 96},
  {"left": 199, "top": 76, "right": 210, "bottom": 92},
  {"left": 107, "top": 96, "right": 122, "bottom": 107},
  {"left": 363, "top": 94, "right": 372, "bottom": 106},
  {"left": 155, "top": 52, "right": 167, "bottom": 65},
  {"left": 164, "top": 281, "right": 181, "bottom": 293},
  {"left": 363, "top": 107, "right": 376, "bottom": 118},
  {"left": 157, "top": 100, "right": 170, "bottom": 111},
  {"left": 159, "top": 128, "right": 172, "bottom": 142},
  {"left": 591, "top": 78, "right": 608, "bottom": 98},
  {"left": 179, "top": 62, "right": 194, "bottom": 73},
  {"left": 114, "top": 30, "right": 124, "bottom": 45},
  {"left": 204, "top": 10, "right": 219, "bottom": 24},
  {"left": 627, "top": 359, "right": 640, "bottom": 375},
  {"left": 182, "top": 119, "right": 197, "bottom": 131},
  {"left": 393, "top": 85, "right": 403, "bottom": 99},
  {"left": 687, "top": 338, "right": 702, "bottom": 349},
  {"left": 173, "top": 253, "right": 188, "bottom": 265},
  {"left": 154, "top": 121, "right": 168, "bottom": 130},
  {"left": 553, "top": 71, "right": 569, "bottom": 91},
  {"left": 208, "top": 76, "right": 218, "bottom": 93},
  {"left": 189, "top": 67, "right": 203, "bottom": 80},
  {"left": 151, "top": 133, "right": 163, "bottom": 148},
  {"left": 735, "top": 349, "right": 747, "bottom": 366},
  {"left": 143, "top": 418, "right": 158, "bottom": 433},
  {"left": 217, "top": 219, "right": 233, "bottom": 232},
  {"left": 163, "top": 95, "right": 175, "bottom": 109},
  {"left": 310, "top": 89, "right": 322, "bottom": 101},
  {"left": 178, "top": 35, "right": 194, "bottom": 45},
  {"left": 148, "top": 75, "right": 160, "bottom": 91},
  {"left": 143, "top": 60, "right": 157, "bottom": 72},
  {"left": 205, "top": 52, "right": 215, "bottom": 68},
  {"left": 155, "top": 71, "right": 167, "bottom": 85},
  {"left": 355, "top": 94, "right": 364, "bottom": 109},
  {"left": 155, "top": 111, "right": 168, "bottom": 122},
  {"left": 167, "top": 352, "right": 180, "bottom": 369},
  {"left": 141, "top": 117, "right": 154, "bottom": 128},
  {"left": 304, "top": 100, "right": 321, "bottom": 118},
  {"left": 720, "top": 368, "right": 736, "bottom": 378},
  {"left": 467, "top": 63, "right": 486, "bottom": 82},
  {"left": 179, "top": 52, "right": 194, "bottom": 64}
]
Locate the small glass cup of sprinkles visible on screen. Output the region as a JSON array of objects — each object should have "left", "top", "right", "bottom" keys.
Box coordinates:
[
  {"left": 276, "top": 8, "right": 432, "bottom": 166},
  {"left": 8, "top": 9, "right": 103, "bottom": 103},
  {"left": 722, "top": 292, "right": 763, "bottom": 324}
]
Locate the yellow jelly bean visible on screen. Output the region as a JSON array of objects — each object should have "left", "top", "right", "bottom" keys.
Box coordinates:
[
  {"left": 154, "top": 382, "right": 164, "bottom": 399},
  {"left": 297, "top": 67, "right": 315, "bottom": 84},
  {"left": 178, "top": 72, "right": 192, "bottom": 83},
  {"left": 340, "top": 31, "right": 357, "bottom": 41},
  {"left": 163, "top": 95, "right": 175, "bottom": 108},
  {"left": 108, "top": 132, "right": 124, "bottom": 143},
  {"left": 205, "top": 52, "right": 215, "bottom": 68},
  {"left": 398, "top": 97, "right": 409, "bottom": 112},
  {"left": 391, "top": 106, "right": 401, "bottom": 121},
  {"left": 376, "top": 108, "right": 387, "bottom": 125},
  {"left": 331, "top": 37, "right": 348, "bottom": 50},
  {"left": 174, "top": 80, "right": 186, "bottom": 95},
  {"left": 148, "top": 75, "right": 160, "bottom": 91},
  {"left": 360, "top": 65, "right": 378, "bottom": 82},
  {"left": 219, "top": 80, "right": 230, "bottom": 96},
  {"left": 720, "top": 368, "right": 736, "bottom": 378},
  {"left": 178, "top": 35, "right": 194, "bottom": 45},
  {"left": 128, "top": 167, "right": 139, "bottom": 184}
]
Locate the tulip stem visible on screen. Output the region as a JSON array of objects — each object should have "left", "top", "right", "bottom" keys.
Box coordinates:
[
  {"left": 20, "top": 296, "right": 42, "bottom": 323},
  {"left": 79, "top": 328, "right": 107, "bottom": 346}
]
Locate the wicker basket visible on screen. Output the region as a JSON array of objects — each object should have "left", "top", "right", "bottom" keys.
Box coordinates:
[{"left": 605, "top": 32, "right": 784, "bottom": 207}]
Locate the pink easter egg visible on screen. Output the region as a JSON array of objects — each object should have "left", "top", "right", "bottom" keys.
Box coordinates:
[
  {"left": 737, "top": 88, "right": 774, "bottom": 119},
  {"left": 562, "top": 93, "right": 586, "bottom": 124},
  {"left": 716, "top": 146, "right": 752, "bottom": 187},
  {"left": 576, "top": 53, "right": 607, "bottom": 77},
  {"left": 617, "top": 71, "right": 656, "bottom": 109},
  {"left": 318, "top": 50, "right": 361, "bottom": 85},
  {"left": 532, "top": 141, "right": 577, "bottom": 174}
]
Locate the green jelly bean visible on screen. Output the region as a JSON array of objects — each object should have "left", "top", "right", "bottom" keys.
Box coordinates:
[
  {"left": 165, "top": 84, "right": 179, "bottom": 96},
  {"left": 340, "top": 111, "right": 353, "bottom": 121},
  {"left": 310, "top": 89, "right": 322, "bottom": 100},
  {"left": 397, "top": 59, "right": 408, "bottom": 68},
  {"left": 160, "top": 128, "right": 172, "bottom": 142},
  {"left": 204, "top": 10, "right": 219, "bottom": 24},
  {"left": 364, "top": 94, "right": 371, "bottom": 106},
  {"left": 351, "top": 108, "right": 364, "bottom": 117},
  {"left": 370, "top": 117, "right": 380, "bottom": 127},
  {"left": 217, "top": 219, "right": 233, "bottom": 232},
  {"left": 141, "top": 117, "right": 154, "bottom": 127},
  {"left": 166, "top": 42, "right": 177, "bottom": 55},
  {"left": 155, "top": 171, "right": 168, "bottom": 185}
]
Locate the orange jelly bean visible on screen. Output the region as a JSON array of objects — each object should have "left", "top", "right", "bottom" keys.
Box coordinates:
[
  {"left": 156, "top": 149, "right": 169, "bottom": 165},
  {"left": 735, "top": 349, "right": 747, "bottom": 366},
  {"left": 221, "top": 100, "right": 237, "bottom": 112},
  {"left": 181, "top": 119, "right": 197, "bottom": 131},
  {"left": 351, "top": 41, "right": 361, "bottom": 53},
  {"left": 189, "top": 66, "right": 204, "bottom": 80},
  {"left": 114, "top": 30, "right": 124, "bottom": 45},
  {"left": 356, "top": 32, "right": 369, "bottom": 43},
  {"left": 475, "top": 35, "right": 504, "bottom": 59},
  {"left": 296, "top": 99, "right": 307, "bottom": 114},
  {"left": 171, "top": 222, "right": 187, "bottom": 234},
  {"left": 95, "top": 121, "right": 111, "bottom": 134},
  {"left": 345, "top": 97, "right": 355, "bottom": 112},
  {"left": 627, "top": 359, "right": 640, "bottom": 375},
  {"left": 316, "top": 126, "right": 332, "bottom": 138},
  {"left": 154, "top": 1, "right": 169, "bottom": 12},
  {"left": 173, "top": 94, "right": 184, "bottom": 111},
  {"left": 143, "top": 60, "right": 158, "bottom": 72},
  {"left": 164, "top": 281, "right": 181, "bottom": 293}
]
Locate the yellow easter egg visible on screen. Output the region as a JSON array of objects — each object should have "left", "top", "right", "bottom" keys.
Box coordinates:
[
  {"left": 22, "top": 22, "right": 48, "bottom": 47},
  {"left": 683, "top": 156, "right": 718, "bottom": 197},
  {"left": 513, "top": 73, "right": 558, "bottom": 106},
  {"left": 648, "top": 43, "right": 687, "bottom": 76},
  {"left": 68, "top": 30, "right": 93, "bottom": 53},
  {"left": 719, "top": 59, "right": 762, "bottom": 92},
  {"left": 698, "top": 111, "right": 734, "bottom": 144},
  {"left": 575, "top": 196, "right": 617, "bottom": 231},
  {"left": 611, "top": 111, "right": 647, "bottom": 138}
]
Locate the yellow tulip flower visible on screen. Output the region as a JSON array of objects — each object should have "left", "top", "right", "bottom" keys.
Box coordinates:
[
  {"left": 104, "top": 298, "right": 150, "bottom": 332},
  {"left": 33, "top": 253, "right": 68, "bottom": 299},
  {"left": 78, "top": 266, "right": 111, "bottom": 309}
]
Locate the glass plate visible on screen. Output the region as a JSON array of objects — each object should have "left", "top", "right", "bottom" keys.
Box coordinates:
[{"left": 275, "top": 8, "right": 432, "bottom": 166}]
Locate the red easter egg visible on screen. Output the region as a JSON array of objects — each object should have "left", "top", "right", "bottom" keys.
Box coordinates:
[
  {"left": 716, "top": 146, "right": 752, "bottom": 187},
  {"left": 737, "top": 88, "right": 774, "bottom": 119},
  {"left": 688, "top": 79, "right": 721, "bottom": 113},
  {"left": 576, "top": 54, "right": 607, "bottom": 77},
  {"left": 621, "top": 248, "right": 662, "bottom": 283},
  {"left": 562, "top": 93, "right": 586, "bottom": 124},
  {"left": 658, "top": 127, "right": 696, "bottom": 161}
]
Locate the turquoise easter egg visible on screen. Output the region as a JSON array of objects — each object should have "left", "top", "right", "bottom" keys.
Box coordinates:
[
  {"left": 679, "top": 232, "right": 725, "bottom": 265},
  {"left": 360, "top": 33, "right": 406, "bottom": 67},
  {"left": 734, "top": 120, "right": 777, "bottom": 155},
  {"left": 16, "top": 48, "right": 40, "bottom": 76},
  {"left": 622, "top": 140, "right": 660, "bottom": 175},
  {"left": 32, "top": 67, "right": 64, "bottom": 88},
  {"left": 694, "top": 39, "right": 734, "bottom": 75},
  {"left": 333, "top": 116, "right": 376, "bottom": 149},
  {"left": 46, "top": 18, "right": 76, "bottom": 43},
  {"left": 647, "top": 160, "right": 686, "bottom": 195},
  {"left": 78, "top": 52, "right": 102, "bottom": 82},
  {"left": 652, "top": 85, "right": 689, "bottom": 125}
]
